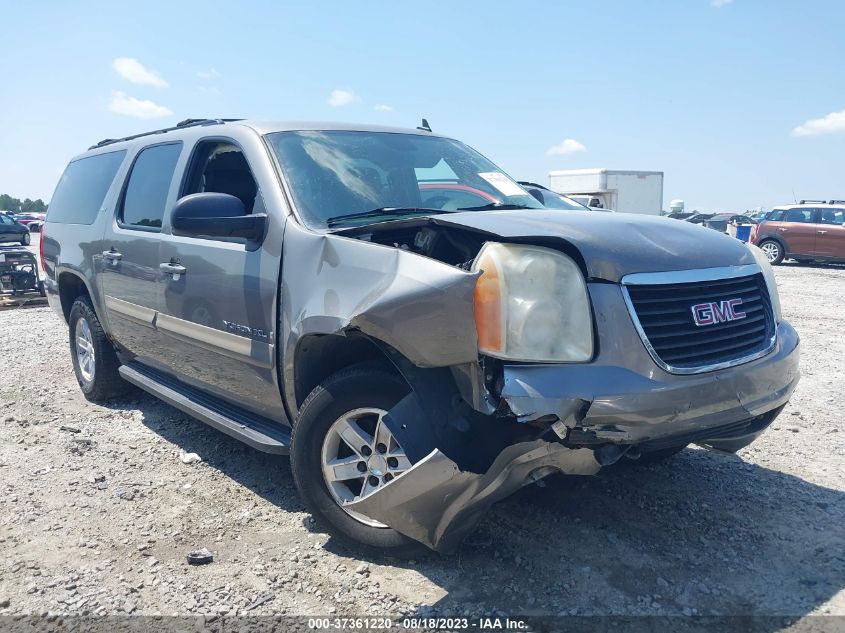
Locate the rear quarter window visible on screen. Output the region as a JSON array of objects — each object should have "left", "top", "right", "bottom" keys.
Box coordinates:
[{"left": 47, "top": 150, "right": 127, "bottom": 225}]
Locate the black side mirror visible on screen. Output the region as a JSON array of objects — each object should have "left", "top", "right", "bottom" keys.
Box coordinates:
[{"left": 171, "top": 192, "right": 267, "bottom": 241}]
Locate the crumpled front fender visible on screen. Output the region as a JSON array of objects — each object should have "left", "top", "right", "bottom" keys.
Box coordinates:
[{"left": 347, "top": 440, "right": 600, "bottom": 553}]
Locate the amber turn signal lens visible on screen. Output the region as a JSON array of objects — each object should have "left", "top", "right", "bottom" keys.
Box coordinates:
[{"left": 473, "top": 250, "right": 503, "bottom": 353}]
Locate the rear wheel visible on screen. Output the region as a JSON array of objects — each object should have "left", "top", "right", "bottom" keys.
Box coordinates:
[
  {"left": 758, "top": 240, "right": 784, "bottom": 265},
  {"left": 290, "top": 365, "right": 424, "bottom": 556},
  {"left": 68, "top": 296, "right": 131, "bottom": 402}
]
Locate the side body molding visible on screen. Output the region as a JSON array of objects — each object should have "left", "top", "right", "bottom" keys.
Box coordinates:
[{"left": 104, "top": 296, "right": 274, "bottom": 368}]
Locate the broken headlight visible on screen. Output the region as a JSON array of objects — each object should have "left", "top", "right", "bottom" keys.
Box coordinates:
[
  {"left": 472, "top": 242, "right": 593, "bottom": 362},
  {"left": 748, "top": 243, "right": 783, "bottom": 323}
]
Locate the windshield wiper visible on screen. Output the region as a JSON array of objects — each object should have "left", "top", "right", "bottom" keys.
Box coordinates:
[
  {"left": 456, "top": 202, "right": 536, "bottom": 211},
  {"left": 325, "top": 207, "right": 453, "bottom": 228}
]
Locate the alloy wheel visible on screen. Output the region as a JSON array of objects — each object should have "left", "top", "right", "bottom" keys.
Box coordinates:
[
  {"left": 760, "top": 241, "right": 780, "bottom": 263},
  {"left": 320, "top": 407, "right": 412, "bottom": 527},
  {"left": 75, "top": 317, "right": 96, "bottom": 384}
]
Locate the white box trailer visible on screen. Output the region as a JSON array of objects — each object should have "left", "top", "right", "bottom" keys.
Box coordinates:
[{"left": 548, "top": 168, "right": 664, "bottom": 215}]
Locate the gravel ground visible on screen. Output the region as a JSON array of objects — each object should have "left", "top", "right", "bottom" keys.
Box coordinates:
[{"left": 0, "top": 262, "right": 843, "bottom": 620}]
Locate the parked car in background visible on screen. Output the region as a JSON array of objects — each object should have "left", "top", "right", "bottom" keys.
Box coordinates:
[
  {"left": 14, "top": 212, "right": 46, "bottom": 232},
  {"left": 752, "top": 202, "right": 845, "bottom": 264},
  {"left": 0, "top": 213, "right": 31, "bottom": 245},
  {"left": 667, "top": 211, "right": 695, "bottom": 220},
  {"left": 568, "top": 194, "right": 614, "bottom": 212},
  {"left": 702, "top": 213, "right": 758, "bottom": 233},
  {"left": 686, "top": 213, "right": 714, "bottom": 225},
  {"left": 517, "top": 182, "right": 588, "bottom": 210},
  {"left": 750, "top": 210, "right": 770, "bottom": 222}
]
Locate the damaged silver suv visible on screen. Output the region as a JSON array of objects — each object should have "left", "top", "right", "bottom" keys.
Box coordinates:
[{"left": 43, "top": 119, "right": 800, "bottom": 555}]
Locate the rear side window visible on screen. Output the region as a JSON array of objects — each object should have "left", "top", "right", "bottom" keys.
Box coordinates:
[
  {"left": 47, "top": 151, "right": 126, "bottom": 225},
  {"left": 819, "top": 208, "right": 845, "bottom": 225},
  {"left": 784, "top": 208, "right": 813, "bottom": 223},
  {"left": 120, "top": 143, "right": 182, "bottom": 229}
]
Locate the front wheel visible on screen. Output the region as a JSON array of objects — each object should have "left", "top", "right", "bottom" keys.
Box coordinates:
[
  {"left": 20, "top": 232, "right": 30, "bottom": 246},
  {"left": 290, "top": 365, "right": 424, "bottom": 556},
  {"left": 758, "top": 240, "right": 784, "bottom": 265}
]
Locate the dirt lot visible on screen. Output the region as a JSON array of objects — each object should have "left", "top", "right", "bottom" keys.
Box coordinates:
[{"left": 0, "top": 263, "right": 843, "bottom": 621}]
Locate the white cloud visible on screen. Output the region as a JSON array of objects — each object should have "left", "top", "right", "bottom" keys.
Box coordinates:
[
  {"left": 792, "top": 108, "right": 845, "bottom": 137},
  {"left": 197, "top": 68, "right": 221, "bottom": 80},
  {"left": 546, "top": 138, "right": 587, "bottom": 156},
  {"left": 711, "top": 0, "right": 733, "bottom": 7},
  {"left": 328, "top": 89, "right": 358, "bottom": 107},
  {"left": 108, "top": 91, "right": 173, "bottom": 119},
  {"left": 373, "top": 104, "right": 393, "bottom": 112},
  {"left": 112, "top": 57, "right": 168, "bottom": 88}
]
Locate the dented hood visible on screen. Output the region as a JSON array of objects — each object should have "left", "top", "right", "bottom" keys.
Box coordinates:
[{"left": 430, "top": 209, "right": 756, "bottom": 282}]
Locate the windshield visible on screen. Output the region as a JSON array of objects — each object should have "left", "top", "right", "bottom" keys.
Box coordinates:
[{"left": 266, "top": 130, "right": 542, "bottom": 228}]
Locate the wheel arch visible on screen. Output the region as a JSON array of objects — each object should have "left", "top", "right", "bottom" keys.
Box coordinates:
[
  {"left": 757, "top": 233, "right": 789, "bottom": 254},
  {"left": 57, "top": 270, "right": 95, "bottom": 323}
]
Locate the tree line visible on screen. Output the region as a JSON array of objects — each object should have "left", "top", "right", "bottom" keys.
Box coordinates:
[{"left": 0, "top": 194, "right": 48, "bottom": 214}]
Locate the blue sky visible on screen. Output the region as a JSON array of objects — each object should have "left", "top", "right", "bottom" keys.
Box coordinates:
[{"left": 1, "top": 0, "right": 843, "bottom": 212}]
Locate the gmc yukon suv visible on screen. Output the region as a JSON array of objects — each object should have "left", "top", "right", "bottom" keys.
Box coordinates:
[{"left": 42, "top": 119, "right": 800, "bottom": 554}]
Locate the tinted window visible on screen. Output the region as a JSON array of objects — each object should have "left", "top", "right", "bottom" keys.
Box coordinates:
[
  {"left": 784, "top": 208, "right": 813, "bottom": 223},
  {"left": 819, "top": 208, "right": 845, "bottom": 225},
  {"left": 121, "top": 143, "right": 182, "bottom": 229},
  {"left": 183, "top": 142, "right": 258, "bottom": 213},
  {"left": 0, "top": 215, "right": 13, "bottom": 225},
  {"left": 47, "top": 151, "right": 126, "bottom": 225}
]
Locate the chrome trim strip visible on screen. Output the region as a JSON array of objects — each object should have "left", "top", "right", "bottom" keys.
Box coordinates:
[
  {"left": 621, "top": 264, "right": 761, "bottom": 286},
  {"left": 156, "top": 313, "right": 274, "bottom": 368},
  {"left": 104, "top": 295, "right": 155, "bottom": 327},
  {"left": 103, "top": 295, "right": 273, "bottom": 368},
  {"left": 619, "top": 267, "right": 777, "bottom": 375}
]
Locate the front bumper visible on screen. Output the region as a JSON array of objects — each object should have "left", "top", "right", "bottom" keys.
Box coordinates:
[{"left": 349, "top": 284, "right": 800, "bottom": 552}]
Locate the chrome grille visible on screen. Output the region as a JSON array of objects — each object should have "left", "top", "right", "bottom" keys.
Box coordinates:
[{"left": 623, "top": 271, "right": 776, "bottom": 373}]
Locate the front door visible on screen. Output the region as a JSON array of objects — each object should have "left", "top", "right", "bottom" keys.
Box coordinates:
[
  {"left": 814, "top": 208, "right": 845, "bottom": 259},
  {"left": 0, "top": 214, "right": 20, "bottom": 242},
  {"left": 99, "top": 141, "right": 183, "bottom": 362},
  {"left": 157, "top": 138, "right": 283, "bottom": 418}
]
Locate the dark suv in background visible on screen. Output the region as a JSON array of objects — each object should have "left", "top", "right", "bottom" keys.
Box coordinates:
[
  {"left": 753, "top": 201, "right": 845, "bottom": 264},
  {"left": 41, "top": 118, "right": 799, "bottom": 554}
]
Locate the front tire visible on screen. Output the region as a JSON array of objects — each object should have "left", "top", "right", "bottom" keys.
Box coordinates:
[
  {"left": 290, "top": 365, "right": 424, "bottom": 557},
  {"left": 68, "top": 296, "right": 131, "bottom": 402},
  {"left": 20, "top": 232, "right": 30, "bottom": 246},
  {"left": 758, "top": 239, "right": 784, "bottom": 265}
]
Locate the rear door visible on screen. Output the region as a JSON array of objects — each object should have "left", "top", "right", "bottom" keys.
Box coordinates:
[
  {"left": 156, "top": 136, "right": 283, "bottom": 418},
  {"left": 815, "top": 207, "right": 845, "bottom": 259},
  {"left": 100, "top": 141, "right": 183, "bottom": 361},
  {"left": 773, "top": 207, "right": 818, "bottom": 255}
]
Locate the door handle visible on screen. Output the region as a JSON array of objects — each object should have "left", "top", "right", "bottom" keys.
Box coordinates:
[
  {"left": 102, "top": 249, "right": 123, "bottom": 265},
  {"left": 160, "top": 262, "right": 187, "bottom": 281},
  {"left": 817, "top": 230, "right": 828, "bottom": 234},
  {"left": 777, "top": 227, "right": 787, "bottom": 232}
]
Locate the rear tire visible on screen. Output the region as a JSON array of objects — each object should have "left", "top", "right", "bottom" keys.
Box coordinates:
[
  {"left": 290, "top": 364, "right": 425, "bottom": 557},
  {"left": 68, "top": 296, "right": 132, "bottom": 402},
  {"left": 758, "top": 239, "right": 784, "bottom": 265}
]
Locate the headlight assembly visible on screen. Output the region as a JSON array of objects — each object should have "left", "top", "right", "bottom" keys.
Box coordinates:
[
  {"left": 748, "top": 242, "right": 783, "bottom": 323},
  {"left": 472, "top": 242, "right": 593, "bottom": 362}
]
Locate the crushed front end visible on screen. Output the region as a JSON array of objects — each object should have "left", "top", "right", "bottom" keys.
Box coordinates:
[{"left": 334, "top": 235, "right": 799, "bottom": 552}]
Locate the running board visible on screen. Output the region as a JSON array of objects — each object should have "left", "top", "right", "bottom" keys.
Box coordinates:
[{"left": 119, "top": 363, "right": 291, "bottom": 454}]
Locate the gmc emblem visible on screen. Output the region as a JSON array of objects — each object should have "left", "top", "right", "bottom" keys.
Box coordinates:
[{"left": 691, "top": 298, "right": 746, "bottom": 326}]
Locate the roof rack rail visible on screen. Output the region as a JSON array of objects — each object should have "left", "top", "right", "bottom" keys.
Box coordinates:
[
  {"left": 798, "top": 199, "right": 826, "bottom": 205},
  {"left": 89, "top": 118, "right": 243, "bottom": 150},
  {"left": 828, "top": 200, "right": 845, "bottom": 205}
]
